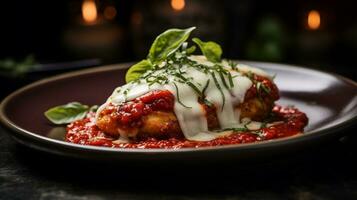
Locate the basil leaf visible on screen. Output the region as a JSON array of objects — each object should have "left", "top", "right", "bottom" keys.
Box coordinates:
[
  {"left": 192, "top": 38, "right": 222, "bottom": 63},
  {"left": 186, "top": 45, "right": 196, "bottom": 55},
  {"left": 44, "top": 102, "right": 90, "bottom": 125},
  {"left": 125, "top": 59, "right": 153, "bottom": 83},
  {"left": 148, "top": 27, "right": 196, "bottom": 64},
  {"left": 90, "top": 105, "right": 99, "bottom": 112}
]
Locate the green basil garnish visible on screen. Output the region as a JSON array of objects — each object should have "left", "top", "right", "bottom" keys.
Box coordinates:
[
  {"left": 192, "top": 38, "right": 222, "bottom": 63},
  {"left": 44, "top": 102, "right": 91, "bottom": 125},
  {"left": 125, "top": 59, "right": 153, "bottom": 83},
  {"left": 148, "top": 27, "right": 196, "bottom": 64},
  {"left": 185, "top": 45, "right": 196, "bottom": 55},
  {"left": 125, "top": 27, "right": 196, "bottom": 83}
]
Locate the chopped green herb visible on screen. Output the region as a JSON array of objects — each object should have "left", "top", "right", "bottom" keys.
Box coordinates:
[
  {"left": 218, "top": 68, "right": 229, "bottom": 90},
  {"left": 174, "top": 72, "right": 202, "bottom": 97},
  {"left": 202, "top": 79, "right": 210, "bottom": 95},
  {"left": 260, "top": 84, "right": 271, "bottom": 94},
  {"left": 204, "top": 99, "right": 214, "bottom": 107},
  {"left": 227, "top": 72, "right": 234, "bottom": 88},
  {"left": 173, "top": 82, "right": 191, "bottom": 108},
  {"left": 227, "top": 60, "right": 238, "bottom": 71},
  {"left": 211, "top": 72, "right": 225, "bottom": 110}
]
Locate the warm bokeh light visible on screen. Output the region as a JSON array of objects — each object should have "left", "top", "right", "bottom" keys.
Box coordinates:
[
  {"left": 307, "top": 10, "right": 320, "bottom": 30},
  {"left": 171, "top": 0, "right": 185, "bottom": 11},
  {"left": 131, "top": 11, "right": 143, "bottom": 26},
  {"left": 82, "top": 0, "right": 97, "bottom": 24},
  {"left": 104, "top": 6, "right": 117, "bottom": 20}
]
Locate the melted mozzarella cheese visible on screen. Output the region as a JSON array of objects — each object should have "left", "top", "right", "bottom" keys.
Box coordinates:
[{"left": 96, "top": 56, "right": 270, "bottom": 141}]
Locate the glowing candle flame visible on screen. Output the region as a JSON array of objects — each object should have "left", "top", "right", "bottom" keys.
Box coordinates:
[
  {"left": 308, "top": 10, "right": 320, "bottom": 30},
  {"left": 171, "top": 0, "right": 185, "bottom": 11},
  {"left": 82, "top": 0, "right": 97, "bottom": 24}
]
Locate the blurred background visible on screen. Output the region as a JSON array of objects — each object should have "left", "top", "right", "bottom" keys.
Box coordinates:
[{"left": 1, "top": 0, "right": 356, "bottom": 98}]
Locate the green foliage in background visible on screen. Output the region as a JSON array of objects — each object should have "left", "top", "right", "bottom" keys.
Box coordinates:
[
  {"left": 0, "top": 55, "right": 37, "bottom": 77},
  {"left": 246, "top": 17, "right": 286, "bottom": 62}
]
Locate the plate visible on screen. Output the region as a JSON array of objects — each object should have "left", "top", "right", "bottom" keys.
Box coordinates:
[{"left": 1, "top": 62, "right": 356, "bottom": 162}]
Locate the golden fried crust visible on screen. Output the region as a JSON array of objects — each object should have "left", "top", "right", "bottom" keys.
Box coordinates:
[
  {"left": 239, "top": 97, "right": 274, "bottom": 121},
  {"left": 97, "top": 96, "right": 275, "bottom": 139},
  {"left": 96, "top": 74, "right": 279, "bottom": 139},
  {"left": 96, "top": 115, "right": 118, "bottom": 136},
  {"left": 138, "top": 111, "right": 182, "bottom": 139}
]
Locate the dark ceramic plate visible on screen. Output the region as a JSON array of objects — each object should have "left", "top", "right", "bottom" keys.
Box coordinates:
[{"left": 1, "top": 62, "right": 356, "bottom": 162}]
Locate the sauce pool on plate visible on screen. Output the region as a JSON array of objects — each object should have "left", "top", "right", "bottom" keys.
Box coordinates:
[{"left": 66, "top": 105, "right": 308, "bottom": 149}]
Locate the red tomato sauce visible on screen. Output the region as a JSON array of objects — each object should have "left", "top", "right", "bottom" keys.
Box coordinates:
[
  {"left": 96, "top": 75, "right": 280, "bottom": 138},
  {"left": 99, "top": 90, "right": 175, "bottom": 129},
  {"left": 66, "top": 105, "right": 308, "bottom": 149}
]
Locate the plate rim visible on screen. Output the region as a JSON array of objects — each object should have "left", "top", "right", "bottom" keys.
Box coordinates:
[{"left": 1, "top": 61, "right": 356, "bottom": 155}]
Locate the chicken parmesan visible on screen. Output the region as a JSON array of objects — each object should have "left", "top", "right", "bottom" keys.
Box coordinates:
[{"left": 45, "top": 27, "right": 308, "bottom": 149}]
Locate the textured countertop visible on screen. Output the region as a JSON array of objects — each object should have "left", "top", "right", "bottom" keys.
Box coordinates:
[{"left": 1, "top": 124, "right": 357, "bottom": 200}]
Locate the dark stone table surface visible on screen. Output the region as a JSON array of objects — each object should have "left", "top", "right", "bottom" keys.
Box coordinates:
[{"left": 1, "top": 123, "right": 357, "bottom": 200}]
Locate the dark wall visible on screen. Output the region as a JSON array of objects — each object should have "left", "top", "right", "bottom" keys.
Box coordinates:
[{"left": 1, "top": 0, "right": 356, "bottom": 79}]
